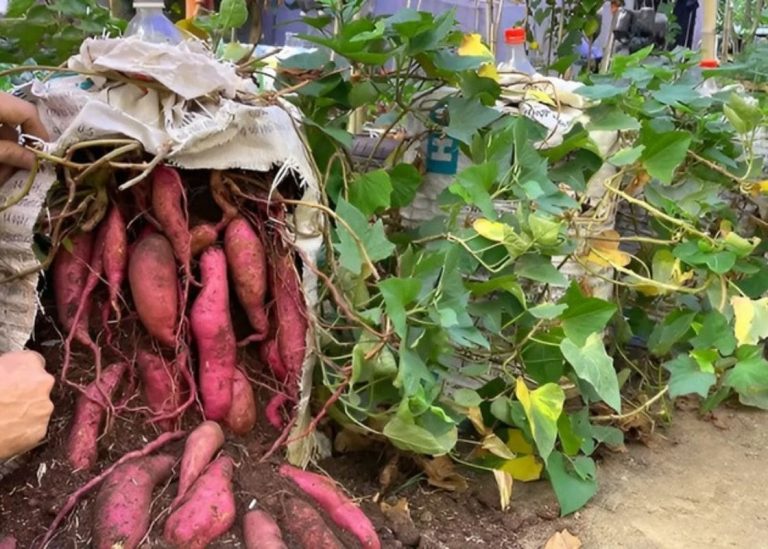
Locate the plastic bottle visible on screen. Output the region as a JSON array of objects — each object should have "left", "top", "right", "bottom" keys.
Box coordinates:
[
  {"left": 697, "top": 58, "right": 720, "bottom": 97},
  {"left": 498, "top": 27, "right": 536, "bottom": 76},
  {"left": 125, "top": 1, "right": 183, "bottom": 45}
]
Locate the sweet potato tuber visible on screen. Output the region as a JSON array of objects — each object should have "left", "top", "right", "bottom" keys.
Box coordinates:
[
  {"left": 92, "top": 454, "right": 175, "bottom": 549},
  {"left": 225, "top": 218, "right": 268, "bottom": 341},
  {"left": 190, "top": 247, "right": 236, "bottom": 420},
  {"left": 101, "top": 206, "right": 128, "bottom": 325},
  {"left": 67, "top": 362, "right": 127, "bottom": 471},
  {"left": 53, "top": 231, "right": 94, "bottom": 345},
  {"left": 282, "top": 498, "right": 344, "bottom": 549},
  {"left": 0, "top": 535, "right": 16, "bottom": 549},
  {"left": 174, "top": 420, "right": 225, "bottom": 506},
  {"left": 279, "top": 464, "right": 380, "bottom": 549},
  {"left": 270, "top": 246, "right": 308, "bottom": 378},
  {"left": 224, "top": 368, "right": 257, "bottom": 436},
  {"left": 164, "top": 456, "right": 236, "bottom": 549},
  {"left": 259, "top": 339, "right": 288, "bottom": 382},
  {"left": 151, "top": 165, "right": 191, "bottom": 280},
  {"left": 129, "top": 233, "right": 178, "bottom": 347},
  {"left": 265, "top": 393, "right": 290, "bottom": 430},
  {"left": 137, "top": 349, "right": 181, "bottom": 431},
  {"left": 243, "top": 510, "right": 287, "bottom": 549},
  {"left": 190, "top": 223, "right": 218, "bottom": 257}
]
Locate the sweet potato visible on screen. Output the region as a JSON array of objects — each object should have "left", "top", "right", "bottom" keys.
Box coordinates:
[
  {"left": 174, "top": 420, "right": 225, "bottom": 506},
  {"left": 101, "top": 206, "right": 128, "bottom": 324},
  {"left": 265, "top": 393, "right": 289, "bottom": 430},
  {"left": 190, "top": 223, "right": 218, "bottom": 257},
  {"left": 92, "top": 454, "right": 175, "bottom": 549},
  {"left": 282, "top": 498, "right": 344, "bottom": 549},
  {"left": 210, "top": 171, "right": 238, "bottom": 229},
  {"left": 243, "top": 510, "right": 287, "bottom": 549},
  {"left": 129, "top": 233, "right": 178, "bottom": 347},
  {"left": 190, "top": 248, "right": 235, "bottom": 420},
  {"left": 259, "top": 339, "right": 288, "bottom": 382},
  {"left": 279, "top": 464, "right": 380, "bottom": 549},
  {"left": 137, "top": 349, "right": 181, "bottom": 431},
  {"left": 270, "top": 247, "right": 308, "bottom": 377},
  {"left": 0, "top": 535, "right": 16, "bottom": 549},
  {"left": 164, "top": 456, "right": 236, "bottom": 549},
  {"left": 152, "top": 165, "right": 191, "bottom": 279},
  {"left": 53, "top": 231, "right": 94, "bottom": 343},
  {"left": 224, "top": 368, "right": 257, "bottom": 436},
  {"left": 67, "top": 362, "right": 127, "bottom": 471},
  {"left": 225, "top": 218, "right": 268, "bottom": 341}
]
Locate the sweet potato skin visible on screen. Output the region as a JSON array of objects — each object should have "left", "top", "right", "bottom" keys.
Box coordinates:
[
  {"left": 129, "top": 234, "right": 178, "bottom": 347},
  {"left": 66, "top": 362, "right": 127, "bottom": 471},
  {"left": 280, "top": 464, "right": 381, "bottom": 549},
  {"left": 92, "top": 454, "right": 175, "bottom": 549},
  {"left": 190, "top": 223, "right": 218, "bottom": 257},
  {"left": 0, "top": 535, "right": 16, "bottom": 549},
  {"left": 151, "top": 165, "right": 191, "bottom": 278},
  {"left": 102, "top": 206, "right": 128, "bottom": 322},
  {"left": 224, "top": 368, "right": 257, "bottom": 436},
  {"left": 174, "top": 420, "right": 225, "bottom": 506},
  {"left": 53, "top": 231, "right": 94, "bottom": 339},
  {"left": 137, "top": 349, "right": 181, "bottom": 431},
  {"left": 259, "top": 339, "right": 288, "bottom": 382},
  {"left": 164, "top": 456, "right": 236, "bottom": 549},
  {"left": 282, "top": 498, "right": 344, "bottom": 549},
  {"left": 270, "top": 248, "right": 308, "bottom": 378},
  {"left": 225, "top": 218, "right": 268, "bottom": 340},
  {"left": 190, "top": 247, "right": 235, "bottom": 420},
  {"left": 243, "top": 510, "right": 287, "bottom": 549}
]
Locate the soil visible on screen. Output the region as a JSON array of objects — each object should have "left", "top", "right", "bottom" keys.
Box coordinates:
[{"left": 3, "top": 320, "right": 768, "bottom": 548}]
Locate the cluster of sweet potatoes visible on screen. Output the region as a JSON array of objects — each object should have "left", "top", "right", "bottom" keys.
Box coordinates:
[{"left": 53, "top": 165, "right": 307, "bottom": 472}]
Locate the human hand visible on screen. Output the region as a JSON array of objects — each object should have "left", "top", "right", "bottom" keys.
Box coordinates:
[{"left": 0, "top": 92, "right": 49, "bottom": 185}]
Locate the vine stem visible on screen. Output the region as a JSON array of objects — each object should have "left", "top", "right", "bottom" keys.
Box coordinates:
[{"left": 591, "top": 386, "right": 669, "bottom": 422}]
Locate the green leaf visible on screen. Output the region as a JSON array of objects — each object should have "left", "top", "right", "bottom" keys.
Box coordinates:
[
  {"left": 557, "top": 413, "right": 583, "bottom": 456},
  {"left": 546, "top": 451, "right": 598, "bottom": 515},
  {"left": 217, "top": 0, "right": 248, "bottom": 30},
  {"left": 378, "top": 277, "right": 421, "bottom": 338},
  {"left": 349, "top": 80, "right": 378, "bottom": 107},
  {"left": 647, "top": 310, "right": 696, "bottom": 356},
  {"left": 652, "top": 83, "right": 702, "bottom": 106},
  {"left": 7, "top": 0, "right": 36, "bottom": 17},
  {"left": 383, "top": 413, "right": 457, "bottom": 455},
  {"left": 454, "top": 388, "right": 483, "bottom": 408},
  {"left": 466, "top": 275, "right": 526, "bottom": 306},
  {"left": 304, "top": 119, "right": 353, "bottom": 147},
  {"left": 448, "top": 162, "right": 497, "bottom": 217},
  {"left": 585, "top": 105, "right": 641, "bottom": 131},
  {"left": 515, "top": 379, "right": 565, "bottom": 462},
  {"left": 663, "top": 355, "right": 716, "bottom": 398},
  {"left": 348, "top": 169, "right": 392, "bottom": 216},
  {"left": 395, "top": 347, "right": 433, "bottom": 396},
  {"left": 528, "top": 214, "right": 562, "bottom": 248},
  {"left": 559, "top": 283, "right": 616, "bottom": 346},
  {"left": 529, "top": 303, "right": 568, "bottom": 319},
  {"left": 445, "top": 97, "right": 502, "bottom": 144},
  {"left": 724, "top": 346, "right": 768, "bottom": 409},
  {"left": 689, "top": 311, "right": 737, "bottom": 356},
  {"left": 575, "top": 84, "right": 629, "bottom": 100},
  {"left": 431, "top": 51, "right": 486, "bottom": 72},
  {"left": 560, "top": 334, "right": 621, "bottom": 413},
  {"left": 459, "top": 71, "right": 501, "bottom": 105},
  {"left": 608, "top": 146, "right": 645, "bottom": 167},
  {"left": 389, "top": 164, "right": 422, "bottom": 208},
  {"left": 639, "top": 129, "right": 691, "bottom": 184},
  {"left": 334, "top": 198, "right": 395, "bottom": 275},
  {"left": 515, "top": 254, "right": 568, "bottom": 286}
]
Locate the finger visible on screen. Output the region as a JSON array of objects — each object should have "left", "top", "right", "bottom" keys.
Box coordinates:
[
  {"left": 0, "top": 125, "right": 18, "bottom": 142},
  {"left": 0, "top": 93, "right": 49, "bottom": 141},
  {"left": 0, "top": 140, "right": 36, "bottom": 171},
  {"left": 0, "top": 164, "right": 14, "bottom": 186}
]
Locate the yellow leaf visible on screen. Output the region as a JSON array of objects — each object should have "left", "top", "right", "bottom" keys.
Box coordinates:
[
  {"left": 525, "top": 89, "right": 557, "bottom": 107},
  {"left": 635, "top": 250, "right": 693, "bottom": 297},
  {"left": 473, "top": 218, "right": 507, "bottom": 242},
  {"left": 583, "top": 229, "right": 631, "bottom": 268},
  {"left": 467, "top": 406, "right": 489, "bottom": 436},
  {"left": 731, "top": 296, "right": 768, "bottom": 345},
  {"left": 176, "top": 18, "right": 209, "bottom": 40},
  {"left": 478, "top": 63, "right": 499, "bottom": 82},
  {"left": 544, "top": 529, "right": 582, "bottom": 549},
  {"left": 482, "top": 434, "right": 517, "bottom": 460},
  {"left": 500, "top": 455, "right": 543, "bottom": 481},
  {"left": 458, "top": 33, "right": 493, "bottom": 59},
  {"left": 506, "top": 428, "right": 535, "bottom": 454},
  {"left": 492, "top": 469, "right": 514, "bottom": 511},
  {"left": 757, "top": 180, "right": 768, "bottom": 194}
]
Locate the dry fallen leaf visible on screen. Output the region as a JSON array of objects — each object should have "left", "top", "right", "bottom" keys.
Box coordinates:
[
  {"left": 379, "top": 454, "right": 400, "bottom": 491},
  {"left": 414, "top": 455, "right": 469, "bottom": 492},
  {"left": 334, "top": 429, "right": 374, "bottom": 453},
  {"left": 493, "top": 469, "right": 514, "bottom": 511},
  {"left": 543, "top": 529, "right": 582, "bottom": 549},
  {"left": 381, "top": 497, "right": 410, "bottom": 517},
  {"left": 582, "top": 229, "right": 631, "bottom": 268}
]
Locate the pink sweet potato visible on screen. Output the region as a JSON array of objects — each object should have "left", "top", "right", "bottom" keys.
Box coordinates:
[
  {"left": 265, "top": 393, "right": 290, "bottom": 430},
  {"left": 67, "top": 362, "right": 127, "bottom": 471},
  {"left": 92, "top": 454, "right": 175, "bottom": 549},
  {"left": 152, "top": 165, "right": 191, "bottom": 279},
  {"left": 224, "top": 368, "right": 257, "bottom": 436},
  {"left": 0, "top": 535, "right": 16, "bottom": 549},
  {"left": 279, "top": 464, "right": 380, "bottom": 549},
  {"left": 137, "top": 349, "right": 181, "bottom": 431},
  {"left": 270, "top": 247, "right": 308, "bottom": 377},
  {"left": 243, "top": 510, "right": 287, "bottom": 549},
  {"left": 282, "top": 498, "right": 344, "bottom": 549},
  {"left": 190, "top": 248, "right": 235, "bottom": 420},
  {"left": 53, "top": 231, "right": 94, "bottom": 343},
  {"left": 190, "top": 223, "right": 218, "bottom": 257},
  {"left": 164, "top": 456, "right": 236, "bottom": 549},
  {"left": 174, "top": 420, "right": 225, "bottom": 506},
  {"left": 259, "top": 339, "right": 288, "bottom": 382},
  {"left": 129, "top": 233, "right": 178, "bottom": 347},
  {"left": 101, "top": 206, "right": 128, "bottom": 323},
  {"left": 225, "top": 218, "right": 268, "bottom": 341}
]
